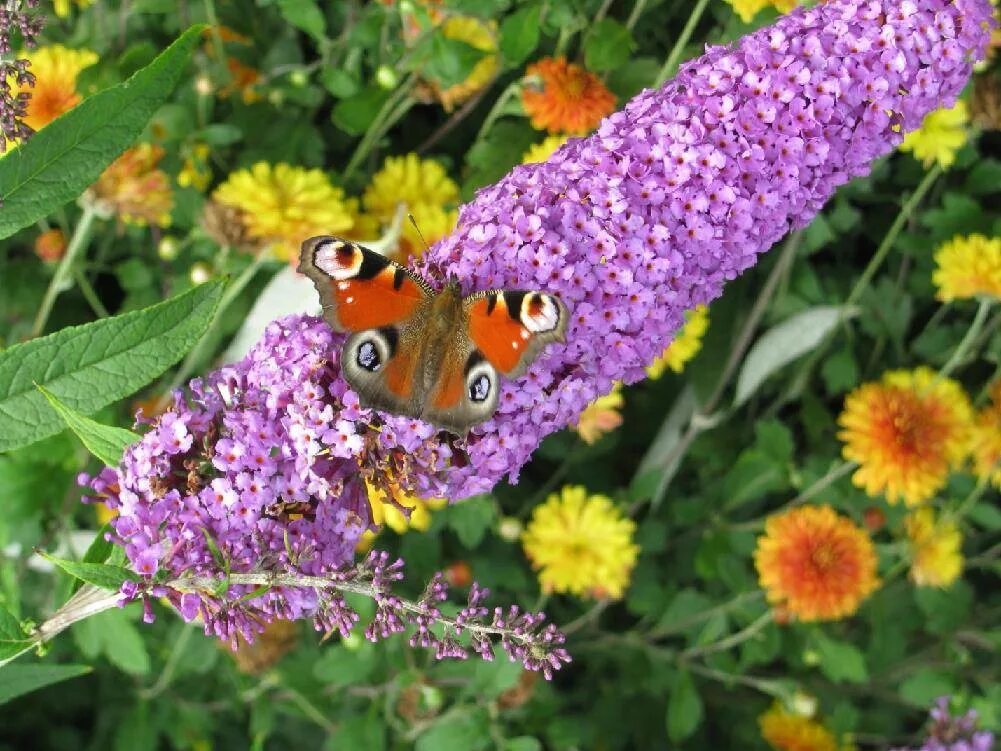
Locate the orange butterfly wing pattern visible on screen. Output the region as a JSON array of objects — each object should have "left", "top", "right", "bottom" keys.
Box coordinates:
[
  {"left": 465, "top": 291, "right": 568, "bottom": 379},
  {"left": 298, "top": 236, "right": 431, "bottom": 333}
]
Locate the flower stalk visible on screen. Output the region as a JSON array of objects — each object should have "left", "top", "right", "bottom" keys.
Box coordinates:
[{"left": 32, "top": 201, "right": 99, "bottom": 337}]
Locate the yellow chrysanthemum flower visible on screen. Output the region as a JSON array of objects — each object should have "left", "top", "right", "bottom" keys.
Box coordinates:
[
  {"left": 932, "top": 234, "right": 1001, "bottom": 301},
  {"left": 362, "top": 154, "right": 459, "bottom": 257},
  {"left": 724, "top": 0, "right": 799, "bottom": 24},
  {"left": 838, "top": 368, "right": 973, "bottom": 506},
  {"left": 177, "top": 143, "right": 212, "bottom": 192},
  {"left": 213, "top": 162, "right": 354, "bottom": 261},
  {"left": 521, "top": 485, "right": 638, "bottom": 599},
  {"left": 574, "top": 383, "right": 624, "bottom": 444},
  {"left": 905, "top": 507, "right": 963, "bottom": 588},
  {"left": 53, "top": 0, "right": 94, "bottom": 17},
  {"left": 647, "top": 306, "right": 709, "bottom": 379},
  {"left": 759, "top": 703, "right": 846, "bottom": 751},
  {"left": 521, "top": 135, "right": 571, "bottom": 164},
  {"left": 899, "top": 101, "right": 969, "bottom": 168},
  {"left": 431, "top": 17, "right": 499, "bottom": 111},
  {"left": 15, "top": 45, "right": 98, "bottom": 133},
  {"left": 971, "top": 380, "right": 1001, "bottom": 489},
  {"left": 755, "top": 505, "right": 879, "bottom": 622},
  {"left": 91, "top": 144, "right": 174, "bottom": 227}
]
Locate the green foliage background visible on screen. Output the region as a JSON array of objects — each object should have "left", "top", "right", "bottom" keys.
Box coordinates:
[{"left": 0, "top": 1, "right": 998, "bottom": 749}]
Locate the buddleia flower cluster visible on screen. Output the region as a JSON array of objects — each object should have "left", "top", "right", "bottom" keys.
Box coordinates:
[
  {"left": 0, "top": 0, "right": 45, "bottom": 153},
  {"left": 83, "top": 0, "right": 993, "bottom": 670},
  {"left": 892, "top": 697, "right": 995, "bottom": 751}
]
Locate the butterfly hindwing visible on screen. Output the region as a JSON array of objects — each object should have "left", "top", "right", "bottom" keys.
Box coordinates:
[
  {"left": 298, "top": 236, "right": 431, "bottom": 332},
  {"left": 465, "top": 290, "right": 568, "bottom": 379}
]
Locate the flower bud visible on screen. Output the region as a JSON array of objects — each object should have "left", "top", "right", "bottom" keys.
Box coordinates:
[
  {"left": 189, "top": 261, "right": 213, "bottom": 285},
  {"left": 158, "top": 235, "right": 180, "bottom": 261},
  {"left": 497, "top": 516, "right": 523, "bottom": 542},
  {"left": 375, "top": 65, "right": 399, "bottom": 90}
]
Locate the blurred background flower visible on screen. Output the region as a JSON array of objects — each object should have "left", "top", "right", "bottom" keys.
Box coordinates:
[
  {"left": 759, "top": 702, "right": 847, "bottom": 751},
  {"left": 899, "top": 102, "right": 970, "bottom": 168},
  {"left": 90, "top": 143, "right": 173, "bottom": 227},
  {"left": 755, "top": 505, "right": 879, "bottom": 621},
  {"left": 646, "top": 306, "right": 710, "bottom": 379},
  {"left": 522, "top": 485, "right": 638, "bottom": 599},
  {"left": 724, "top": 0, "right": 799, "bottom": 24},
  {"left": 904, "top": 507, "right": 964, "bottom": 588},
  {"left": 521, "top": 135, "right": 571, "bottom": 164},
  {"left": 521, "top": 57, "right": 615, "bottom": 135},
  {"left": 213, "top": 162, "right": 354, "bottom": 261},
  {"left": 15, "top": 44, "right": 96, "bottom": 133},
  {"left": 932, "top": 234, "right": 1001, "bottom": 301},
  {"left": 574, "top": 383, "right": 624, "bottom": 444},
  {"left": 971, "top": 379, "right": 1001, "bottom": 489},
  {"left": 838, "top": 368, "right": 972, "bottom": 506}
]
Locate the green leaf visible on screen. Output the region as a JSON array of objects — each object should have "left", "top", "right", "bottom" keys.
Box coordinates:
[
  {"left": 276, "top": 0, "right": 327, "bottom": 40},
  {"left": 313, "top": 642, "right": 377, "bottom": 687},
  {"left": 0, "top": 280, "right": 224, "bottom": 453},
  {"left": 423, "top": 35, "right": 486, "bottom": 89},
  {"left": 37, "top": 385, "right": 140, "bottom": 467},
  {"left": 0, "top": 664, "right": 91, "bottom": 705},
  {"left": 666, "top": 669, "right": 704, "bottom": 742},
  {"left": 584, "top": 18, "right": 635, "bottom": 73},
  {"left": 40, "top": 554, "right": 135, "bottom": 591},
  {"left": 0, "top": 27, "right": 203, "bottom": 239},
  {"left": 964, "top": 159, "right": 1001, "bottom": 195},
  {"left": 735, "top": 305, "right": 858, "bottom": 407},
  {"left": 92, "top": 607, "right": 151, "bottom": 676},
  {"left": 499, "top": 3, "right": 542, "bottom": 67},
  {"left": 504, "top": 740, "right": 542, "bottom": 751},
  {"left": 81, "top": 524, "right": 115, "bottom": 565},
  {"left": 332, "top": 86, "right": 391, "bottom": 136},
  {"left": 446, "top": 496, "right": 495, "bottom": 549},
  {"left": 415, "top": 710, "right": 490, "bottom": 751},
  {"left": 814, "top": 633, "right": 869, "bottom": 683},
  {"left": 899, "top": 668, "right": 956, "bottom": 707}
]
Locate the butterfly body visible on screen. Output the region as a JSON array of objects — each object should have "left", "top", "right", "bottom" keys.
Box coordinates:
[{"left": 299, "top": 236, "right": 568, "bottom": 435}]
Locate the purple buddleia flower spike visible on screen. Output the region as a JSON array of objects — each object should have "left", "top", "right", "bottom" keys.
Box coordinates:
[
  {"left": 892, "top": 697, "right": 995, "bottom": 751},
  {"left": 82, "top": 0, "right": 992, "bottom": 678}
]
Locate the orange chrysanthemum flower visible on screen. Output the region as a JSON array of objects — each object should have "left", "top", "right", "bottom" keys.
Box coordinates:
[
  {"left": 521, "top": 57, "right": 615, "bottom": 136},
  {"left": 755, "top": 505, "right": 879, "bottom": 622},
  {"left": 838, "top": 368, "right": 973, "bottom": 506},
  {"left": 759, "top": 703, "right": 846, "bottom": 751},
  {"left": 91, "top": 144, "right": 174, "bottom": 227},
  {"left": 17, "top": 45, "right": 98, "bottom": 132},
  {"left": 971, "top": 380, "right": 1001, "bottom": 489}
]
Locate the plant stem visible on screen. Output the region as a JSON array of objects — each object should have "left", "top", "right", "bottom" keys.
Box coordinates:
[
  {"left": 626, "top": 0, "right": 649, "bottom": 31},
  {"left": 655, "top": 0, "right": 711, "bottom": 86},
  {"left": 472, "top": 80, "right": 521, "bottom": 146},
  {"left": 342, "top": 76, "right": 416, "bottom": 182},
  {"left": 938, "top": 298, "right": 992, "bottom": 379},
  {"left": 680, "top": 610, "right": 774, "bottom": 659},
  {"left": 72, "top": 267, "right": 109, "bottom": 318},
  {"left": 32, "top": 203, "right": 100, "bottom": 337}
]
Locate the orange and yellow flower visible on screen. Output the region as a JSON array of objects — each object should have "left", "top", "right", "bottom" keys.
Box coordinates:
[
  {"left": 755, "top": 505, "right": 879, "bottom": 622},
  {"left": 34, "top": 229, "right": 66, "bottom": 263},
  {"left": 522, "top": 57, "right": 616, "bottom": 136},
  {"left": 91, "top": 144, "right": 174, "bottom": 227},
  {"left": 15, "top": 45, "right": 98, "bottom": 133},
  {"left": 522, "top": 485, "right": 638, "bottom": 599},
  {"left": 575, "top": 383, "right": 624, "bottom": 444},
  {"left": 359, "top": 482, "right": 447, "bottom": 550},
  {"left": 725, "top": 0, "right": 799, "bottom": 23},
  {"left": 838, "top": 368, "right": 973, "bottom": 506},
  {"left": 362, "top": 154, "right": 458, "bottom": 258},
  {"left": 213, "top": 162, "right": 354, "bottom": 261},
  {"left": 647, "top": 305, "right": 709, "bottom": 379},
  {"left": 905, "top": 507, "right": 964, "bottom": 588},
  {"left": 932, "top": 234, "right": 1001, "bottom": 301},
  {"left": 971, "top": 379, "right": 1001, "bottom": 489},
  {"left": 759, "top": 702, "right": 846, "bottom": 751}
]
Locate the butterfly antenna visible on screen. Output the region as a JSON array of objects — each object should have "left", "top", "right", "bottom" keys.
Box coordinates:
[{"left": 408, "top": 213, "right": 432, "bottom": 253}]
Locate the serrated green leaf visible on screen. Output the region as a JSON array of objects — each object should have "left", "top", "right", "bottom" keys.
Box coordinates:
[
  {"left": 584, "top": 18, "right": 635, "bottom": 73},
  {"left": 81, "top": 525, "right": 115, "bottom": 566},
  {"left": 276, "top": 0, "right": 326, "bottom": 39},
  {"left": 500, "top": 3, "right": 542, "bottom": 67},
  {"left": 666, "top": 669, "right": 703, "bottom": 742},
  {"left": 0, "top": 664, "right": 92, "bottom": 705},
  {"left": 0, "top": 281, "right": 224, "bottom": 453},
  {"left": 40, "top": 554, "right": 134, "bottom": 591},
  {"left": 735, "top": 305, "right": 858, "bottom": 407},
  {"left": 814, "top": 633, "right": 868, "bottom": 683},
  {"left": 0, "top": 606, "right": 32, "bottom": 665},
  {"left": 37, "top": 386, "right": 140, "bottom": 467},
  {"left": 0, "top": 27, "right": 203, "bottom": 239}
]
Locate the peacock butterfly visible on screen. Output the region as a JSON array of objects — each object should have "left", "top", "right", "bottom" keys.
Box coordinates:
[{"left": 298, "top": 236, "right": 568, "bottom": 435}]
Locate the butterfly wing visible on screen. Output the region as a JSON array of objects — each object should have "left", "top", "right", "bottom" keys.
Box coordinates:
[
  {"left": 298, "top": 236, "right": 433, "bottom": 417},
  {"left": 418, "top": 290, "right": 568, "bottom": 435},
  {"left": 464, "top": 291, "right": 568, "bottom": 379}
]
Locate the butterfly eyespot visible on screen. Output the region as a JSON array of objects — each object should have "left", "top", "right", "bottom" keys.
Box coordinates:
[
  {"left": 468, "top": 374, "right": 492, "bottom": 403},
  {"left": 356, "top": 340, "right": 382, "bottom": 371}
]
